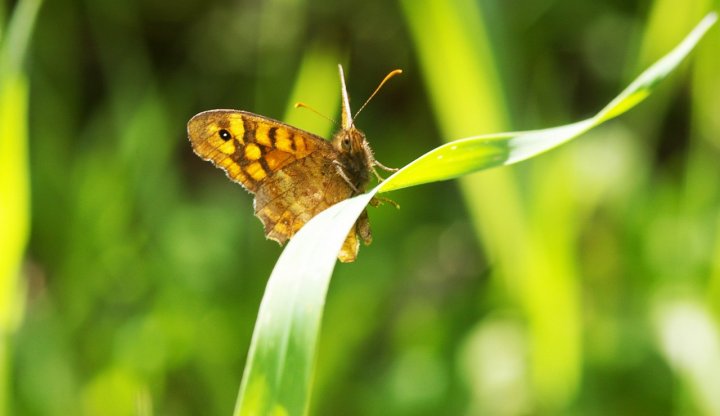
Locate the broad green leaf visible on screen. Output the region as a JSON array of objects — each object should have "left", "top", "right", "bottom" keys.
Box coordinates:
[{"left": 234, "top": 12, "right": 716, "bottom": 416}]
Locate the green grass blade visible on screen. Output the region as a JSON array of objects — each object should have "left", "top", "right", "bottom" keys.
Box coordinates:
[
  {"left": 234, "top": 192, "right": 375, "bottom": 416},
  {"left": 0, "top": 0, "right": 42, "bottom": 76},
  {"left": 380, "top": 11, "right": 717, "bottom": 193},
  {"left": 379, "top": 118, "right": 594, "bottom": 192},
  {"left": 233, "top": 12, "right": 716, "bottom": 416},
  {"left": 0, "top": 0, "right": 43, "bottom": 413},
  {"left": 0, "top": 74, "right": 29, "bottom": 416},
  {"left": 233, "top": 46, "right": 344, "bottom": 416},
  {"left": 596, "top": 11, "right": 718, "bottom": 123}
]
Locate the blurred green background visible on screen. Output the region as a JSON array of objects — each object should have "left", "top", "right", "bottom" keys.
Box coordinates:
[{"left": 2, "top": 0, "right": 720, "bottom": 414}]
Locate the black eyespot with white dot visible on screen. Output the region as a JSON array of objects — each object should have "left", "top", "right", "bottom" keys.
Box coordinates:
[{"left": 218, "top": 129, "right": 232, "bottom": 141}]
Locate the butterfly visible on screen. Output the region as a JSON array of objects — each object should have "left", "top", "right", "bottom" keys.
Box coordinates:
[{"left": 187, "top": 65, "right": 400, "bottom": 262}]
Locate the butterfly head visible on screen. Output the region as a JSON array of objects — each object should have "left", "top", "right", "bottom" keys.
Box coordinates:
[
  {"left": 333, "top": 125, "right": 368, "bottom": 153},
  {"left": 331, "top": 65, "right": 402, "bottom": 192},
  {"left": 332, "top": 125, "right": 375, "bottom": 191}
]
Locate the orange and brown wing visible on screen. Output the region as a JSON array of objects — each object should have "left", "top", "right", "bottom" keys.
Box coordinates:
[
  {"left": 187, "top": 109, "right": 328, "bottom": 192},
  {"left": 251, "top": 141, "right": 356, "bottom": 245},
  {"left": 187, "top": 109, "right": 359, "bottom": 249}
]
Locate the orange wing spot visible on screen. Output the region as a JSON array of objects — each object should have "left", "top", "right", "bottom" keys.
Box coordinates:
[
  {"left": 225, "top": 162, "right": 242, "bottom": 178},
  {"left": 244, "top": 143, "right": 262, "bottom": 160},
  {"left": 267, "top": 209, "right": 295, "bottom": 237},
  {"left": 292, "top": 217, "right": 306, "bottom": 233},
  {"left": 226, "top": 165, "right": 254, "bottom": 189},
  {"left": 263, "top": 149, "right": 293, "bottom": 171},
  {"left": 254, "top": 123, "right": 272, "bottom": 147},
  {"left": 217, "top": 155, "right": 237, "bottom": 170},
  {"left": 200, "top": 142, "right": 232, "bottom": 165},
  {"left": 229, "top": 117, "right": 246, "bottom": 144},
  {"left": 273, "top": 222, "right": 290, "bottom": 236},
  {"left": 275, "top": 129, "right": 294, "bottom": 152},
  {"left": 217, "top": 139, "right": 236, "bottom": 155},
  {"left": 245, "top": 161, "right": 267, "bottom": 181},
  {"left": 213, "top": 155, "right": 251, "bottom": 183},
  {"left": 293, "top": 135, "right": 307, "bottom": 154}
]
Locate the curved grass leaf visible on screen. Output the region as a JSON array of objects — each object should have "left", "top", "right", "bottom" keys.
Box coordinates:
[{"left": 234, "top": 12, "right": 717, "bottom": 416}]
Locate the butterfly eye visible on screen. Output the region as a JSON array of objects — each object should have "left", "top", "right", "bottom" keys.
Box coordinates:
[
  {"left": 218, "top": 129, "right": 232, "bottom": 141},
  {"left": 342, "top": 137, "right": 351, "bottom": 150}
]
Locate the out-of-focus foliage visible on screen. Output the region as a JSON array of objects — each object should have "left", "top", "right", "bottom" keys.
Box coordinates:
[
  {"left": 4, "top": 0, "right": 720, "bottom": 415},
  {"left": 1, "top": 1, "right": 42, "bottom": 415},
  {"left": 235, "top": 16, "right": 715, "bottom": 415}
]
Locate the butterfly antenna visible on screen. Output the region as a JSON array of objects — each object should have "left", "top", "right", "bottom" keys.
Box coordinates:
[
  {"left": 294, "top": 102, "right": 338, "bottom": 126},
  {"left": 351, "top": 68, "right": 403, "bottom": 125}
]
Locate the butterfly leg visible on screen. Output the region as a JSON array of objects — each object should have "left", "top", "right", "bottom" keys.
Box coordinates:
[
  {"left": 356, "top": 209, "right": 373, "bottom": 245},
  {"left": 370, "top": 167, "right": 385, "bottom": 183},
  {"left": 374, "top": 160, "right": 399, "bottom": 172},
  {"left": 369, "top": 196, "right": 400, "bottom": 209},
  {"left": 370, "top": 160, "right": 399, "bottom": 183},
  {"left": 333, "top": 160, "right": 360, "bottom": 193}
]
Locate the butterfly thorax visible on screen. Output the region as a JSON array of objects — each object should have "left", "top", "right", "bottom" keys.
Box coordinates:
[{"left": 332, "top": 126, "right": 375, "bottom": 194}]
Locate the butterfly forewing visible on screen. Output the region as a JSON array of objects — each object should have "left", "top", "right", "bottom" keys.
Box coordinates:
[
  {"left": 188, "top": 110, "right": 328, "bottom": 190},
  {"left": 187, "top": 109, "right": 357, "bottom": 248}
]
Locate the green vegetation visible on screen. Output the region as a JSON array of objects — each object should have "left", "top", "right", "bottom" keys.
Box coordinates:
[
  {"left": 3, "top": 0, "right": 720, "bottom": 415},
  {"left": 235, "top": 16, "right": 716, "bottom": 415},
  {"left": 1, "top": 1, "right": 42, "bottom": 414}
]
